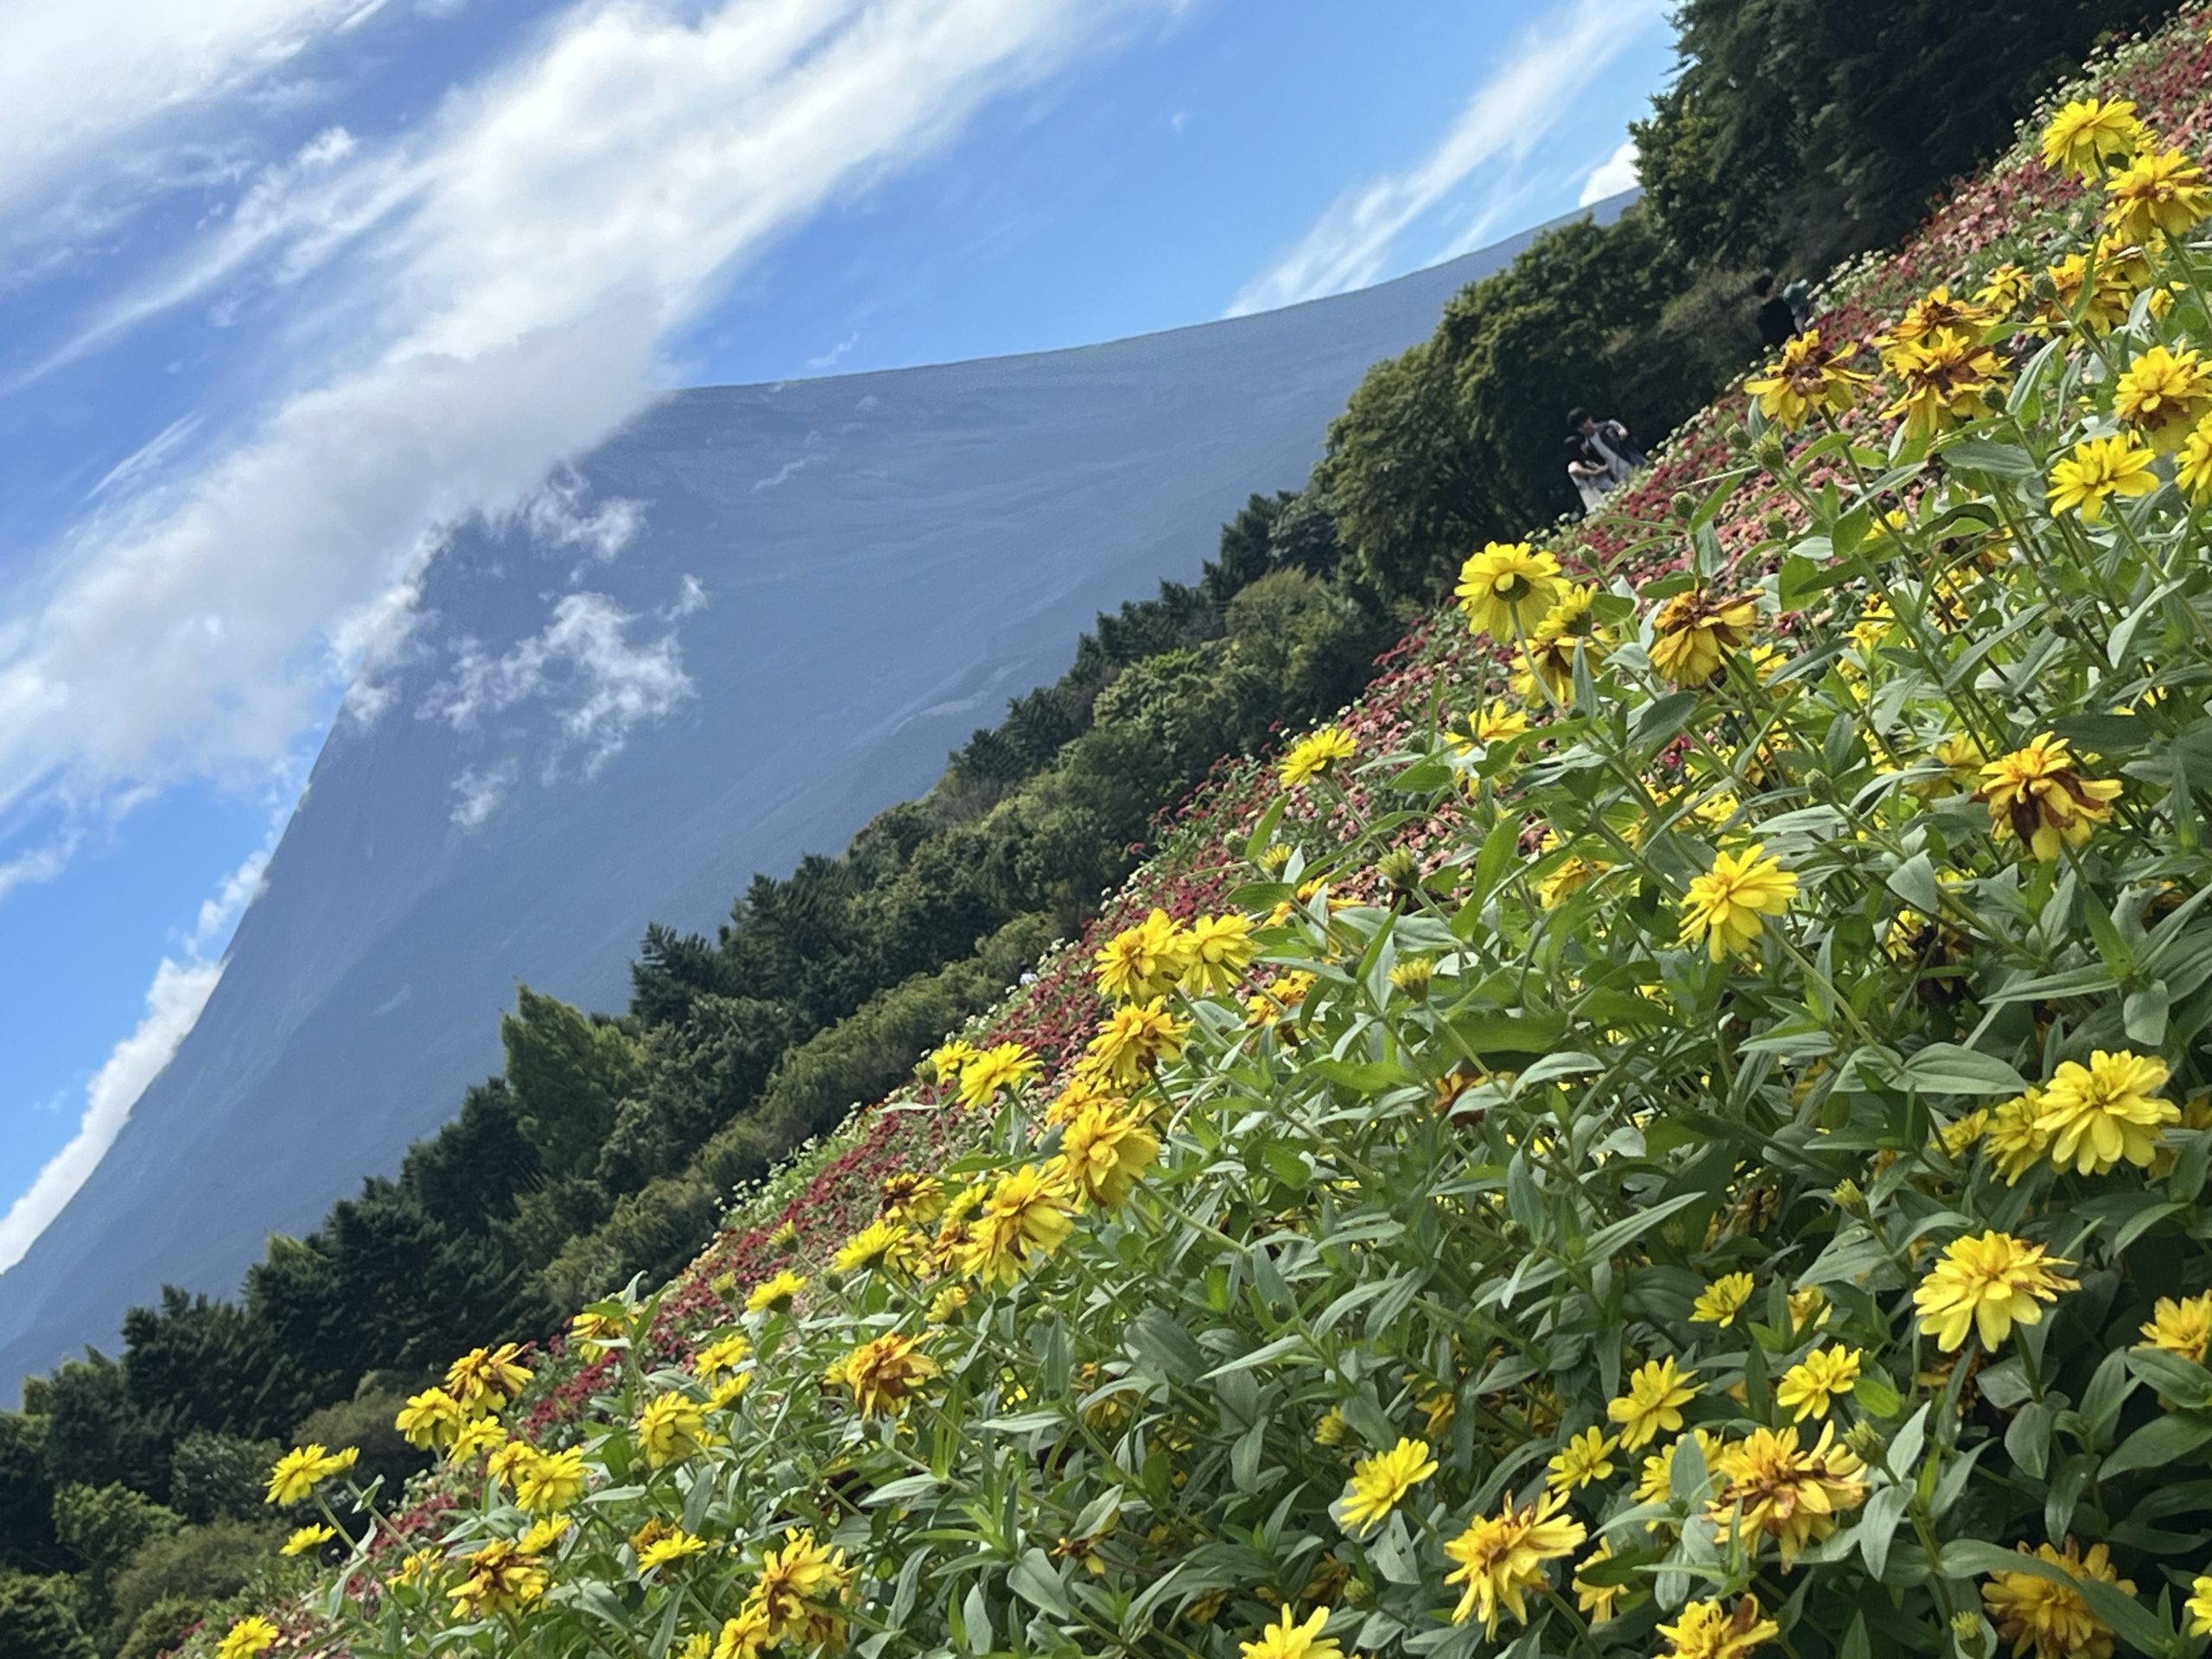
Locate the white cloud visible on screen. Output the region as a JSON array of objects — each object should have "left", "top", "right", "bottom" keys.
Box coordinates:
[
  {"left": 1580, "top": 137, "right": 1640, "bottom": 207},
  {"left": 0, "top": 835, "right": 79, "bottom": 903},
  {"left": 808, "top": 331, "right": 861, "bottom": 371},
  {"left": 1227, "top": 0, "right": 1667, "bottom": 315},
  {"left": 512, "top": 470, "right": 647, "bottom": 565},
  {"left": 0, "top": 0, "right": 1175, "bottom": 835},
  {"left": 449, "top": 760, "right": 517, "bottom": 829},
  {"left": 0, "top": 957, "right": 222, "bottom": 1274},
  {"left": 424, "top": 588, "right": 696, "bottom": 775}
]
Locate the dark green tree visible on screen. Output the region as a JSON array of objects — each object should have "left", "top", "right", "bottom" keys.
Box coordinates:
[{"left": 0, "top": 1573, "right": 96, "bottom": 1659}]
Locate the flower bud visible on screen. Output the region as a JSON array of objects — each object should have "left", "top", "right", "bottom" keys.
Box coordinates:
[
  {"left": 1830, "top": 1178, "right": 1866, "bottom": 1214},
  {"left": 1389, "top": 958, "right": 1435, "bottom": 999},
  {"left": 1845, "top": 1421, "right": 1886, "bottom": 1463},
  {"left": 1670, "top": 489, "right": 1699, "bottom": 522},
  {"left": 1726, "top": 421, "right": 1752, "bottom": 452},
  {"left": 1764, "top": 512, "right": 1792, "bottom": 540},
  {"left": 1752, "top": 431, "right": 1789, "bottom": 471},
  {"left": 1376, "top": 847, "right": 1420, "bottom": 890},
  {"left": 1950, "top": 1611, "right": 1989, "bottom": 1658}
]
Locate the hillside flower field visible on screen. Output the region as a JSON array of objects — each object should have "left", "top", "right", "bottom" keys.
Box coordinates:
[{"left": 201, "top": 10, "right": 2212, "bottom": 1659}]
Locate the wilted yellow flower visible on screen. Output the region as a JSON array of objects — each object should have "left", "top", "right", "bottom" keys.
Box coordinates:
[
  {"left": 1649, "top": 589, "right": 1758, "bottom": 687},
  {"left": 1456, "top": 542, "right": 1564, "bottom": 639},
  {"left": 1986, "top": 1089, "right": 2052, "bottom": 1183},
  {"left": 1314, "top": 1406, "right": 1348, "bottom": 1446},
  {"left": 1974, "top": 734, "right": 2122, "bottom": 860},
  {"left": 957, "top": 1040, "right": 1039, "bottom": 1109},
  {"left": 835, "top": 1332, "right": 940, "bottom": 1418},
  {"left": 392, "top": 1548, "right": 442, "bottom": 1586},
  {"left": 1537, "top": 851, "right": 1606, "bottom": 910},
  {"left": 1976, "top": 263, "right": 2032, "bottom": 314},
  {"left": 1691, "top": 1272, "right": 1755, "bottom": 1326},
  {"left": 2106, "top": 145, "right": 2212, "bottom": 241},
  {"left": 1982, "top": 1540, "right": 2133, "bottom": 1659},
  {"left": 1788, "top": 1286, "right": 1829, "bottom": 1332},
  {"left": 2116, "top": 344, "right": 2212, "bottom": 448},
  {"left": 637, "top": 1394, "right": 714, "bottom": 1468},
  {"left": 1707, "top": 1422, "right": 1867, "bottom": 1567},
  {"left": 1334, "top": 1437, "right": 1437, "bottom": 1535},
  {"left": 1913, "top": 1230, "right": 2078, "bottom": 1351},
  {"left": 1181, "top": 912, "right": 1258, "bottom": 995},
  {"left": 2044, "top": 238, "right": 2147, "bottom": 335},
  {"left": 752, "top": 1529, "right": 854, "bottom": 1649},
  {"left": 1606, "top": 1357, "right": 1698, "bottom": 1449},
  {"left": 879, "top": 1170, "right": 946, "bottom": 1224},
  {"left": 446, "top": 1343, "right": 532, "bottom": 1411},
  {"left": 1057, "top": 1097, "right": 1160, "bottom": 1207},
  {"left": 1656, "top": 1596, "right": 1781, "bottom": 1659},
  {"left": 2034, "top": 1049, "right": 2177, "bottom": 1173},
  {"left": 1238, "top": 1605, "right": 1341, "bottom": 1659},
  {"left": 1883, "top": 329, "right": 2005, "bottom": 440},
  {"left": 2042, "top": 97, "right": 2149, "bottom": 179},
  {"left": 1773, "top": 1345, "right": 1862, "bottom": 1421},
  {"left": 1936, "top": 1108, "right": 1990, "bottom": 1157},
  {"left": 1878, "top": 286, "right": 1998, "bottom": 360},
  {"left": 281, "top": 1522, "right": 335, "bottom": 1557},
  {"left": 2048, "top": 433, "right": 2159, "bottom": 522},
  {"left": 568, "top": 1309, "right": 624, "bottom": 1357},
  {"left": 1280, "top": 726, "right": 1357, "bottom": 787},
  {"left": 1516, "top": 583, "right": 1612, "bottom": 695},
  {"left": 448, "top": 1538, "right": 549, "bottom": 1618},
  {"left": 1679, "top": 845, "right": 1797, "bottom": 961},
  {"left": 1745, "top": 329, "right": 1872, "bottom": 427},
  {"left": 962, "top": 1163, "right": 1077, "bottom": 1287},
  {"left": 1095, "top": 908, "right": 1192, "bottom": 1002},
  {"left": 1079, "top": 997, "right": 1188, "bottom": 1087},
  {"left": 1441, "top": 1490, "right": 1586, "bottom": 1633},
  {"left": 1545, "top": 1427, "right": 1616, "bottom": 1492},
  {"left": 746, "top": 1270, "right": 804, "bottom": 1315},
  {"left": 2139, "top": 1292, "right": 2212, "bottom": 1363}
]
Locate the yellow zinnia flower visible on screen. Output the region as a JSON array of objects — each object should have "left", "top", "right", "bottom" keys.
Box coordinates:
[
  {"left": 1078, "top": 997, "right": 1188, "bottom": 1087},
  {"left": 1912, "top": 1230, "right": 2079, "bottom": 1352},
  {"left": 1515, "top": 583, "right": 1611, "bottom": 695},
  {"left": 1883, "top": 328, "right": 2005, "bottom": 441},
  {"left": 512, "top": 1445, "right": 587, "bottom": 1514},
  {"left": 1095, "top": 908, "right": 1192, "bottom": 1001},
  {"left": 961, "top": 1163, "right": 1077, "bottom": 1288},
  {"left": 746, "top": 1269, "right": 805, "bottom": 1315},
  {"left": 264, "top": 1442, "right": 353, "bottom": 1506},
  {"left": 1279, "top": 726, "right": 1357, "bottom": 787},
  {"left": 834, "top": 1332, "right": 939, "bottom": 1417},
  {"left": 928, "top": 1037, "right": 980, "bottom": 1084},
  {"left": 1985, "top": 1090, "right": 2050, "bottom": 1183},
  {"left": 1678, "top": 844, "right": 1797, "bottom": 961},
  {"left": 1573, "top": 1539, "right": 1624, "bottom": 1624},
  {"left": 1606, "top": 1356, "right": 1698, "bottom": 1449},
  {"left": 832, "top": 1218, "right": 914, "bottom": 1275},
  {"left": 1691, "top": 1272, "right": 1755, "bottom": 1325},
  {"left": 448, "top": 1538, "right": 549, "bottom": 1618},
  {"left": 1179, "top": 912, "right": 1257, "bottom": 995},
  {"left": 395, "top": 1388, "right": 465, "bottom": 1450},
  {"left": 1773, "top": 1345, "right": 1862, "bottom": 1421},
  {"left": 1648, "top": 588, "right": 1758, "bottom": 688},
  {"left": 446, "top": 1342, "right": 532, "bottom": 1411},
  {"left": 636, "top": 1393, "right": 713, "bottom": 1468},
  {"left": 2188, "top": 1573, "right": 2212, "bottom": 1637},
  {"left": 752, "top": 1529, "right": 855, "bottom": 1649},
  {"left": 1456, "top": 542, "right": 1564, "bottom": 639},
  {"left": 957, "top": 1040, "right": 1039, "bottom": 1109},
  {"left": 1974, "top": 734, "right": 2122, "bottom": 860},
  {"left": 1983, "top": 1540, "right": 2133, "bottom": 1659},
  {"left": 2048, "top": 433, "right": 2158, "bottom": 522},
  {"left": 2033, "top": 1049, "right": 2177, "bottom": 1174},
  {"left": 692, "top": 1333, "right": 752, "bottom": 1382},
  {"left": 1544, "top": 1427, "right": 1616, "bottom": 1493},
  {"left": 281, "top": 1522, "right": 335, "bottom": 1556},
  {"left": 2179, "top": 411, "right": 2212, "bottom": 501},
  {"left": 1656, "top": 1597, "right": 1781, "bottom": 1659},
  {"left": 1745, "top": 329, "right": 1872, "bottom": 428},
  {"left": 1441, "top": 1489, "right": 1586, "bottom": 1633},
  {"left": 1707, "top": 1422, "right": 1867, "bottom": 1567},
  {"left": 216, "top": 1617, "right": 280, "bottom": 1659},
  {"left": 2106, "top": 146, "right": 2212, "bottom": 241},
  {"left": 1056, "top": 1097, "right": 1160, "bottom": 1208},
  {"left": 638, "top": 1529, "right": 715, "bottom": 1573},
  {"left": 1237, "top": 1605, "right": 1341, "bottom": 1659},
  {"left": 2139, "top": 1291, "right": 2212, "bottom": 1363},
  {"left": 2041, "top": 98, "right": 2148, "bottom": 179},
  {"left": 1333, "top": 1436, "right": 1438, "bottom": 1536},
  {"left": 2115, "top": 344, "right": 2212, "bottom": 448}
]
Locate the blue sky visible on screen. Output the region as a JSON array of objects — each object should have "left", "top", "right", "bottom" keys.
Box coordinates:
[{"left": 0, "top": 0, "right": 1674, "bottom": 1268}]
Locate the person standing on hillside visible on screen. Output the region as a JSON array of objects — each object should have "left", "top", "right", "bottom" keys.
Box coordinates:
[
  {"left": 1568, "top": 407, "right": 1645, "bottom": 482},
  {"left": 1567, "top": 435, "right": 1615, "bottom": 516},
  {"left": 1753, "top": 273, "right": 1798, "bottom": 348}
]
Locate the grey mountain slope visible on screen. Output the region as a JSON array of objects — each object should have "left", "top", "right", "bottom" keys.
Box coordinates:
[{"left": 0, "top": 196, "right": 1630, "bottom": 1390}]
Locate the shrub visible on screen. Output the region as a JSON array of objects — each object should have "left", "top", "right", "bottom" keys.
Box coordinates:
[{"left": 0, "top": 1573, "right": 94, "bottom": 1659}]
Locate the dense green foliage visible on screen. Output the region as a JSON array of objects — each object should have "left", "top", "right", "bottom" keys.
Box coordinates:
[{"left": 1632, "top": 0, "right": 2178, "bottom": 268}]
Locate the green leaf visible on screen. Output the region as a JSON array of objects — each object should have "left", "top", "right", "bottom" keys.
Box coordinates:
[
  {"left": 1579, "top": 1191, "right": 1706, "bottom": 1266},
  {"left": 1858, "top": 1482, "right": 1912, "bottom": 1579},
  {"left": 1941, "top": 437, "right": 2040, "bottom": 478},
  {"left": 1009, "top": 1548, "right": 1069, "bottom": 1618},
  {"left": 2101, "top": 1410, "right": 2212, "bottom": 1479},
  {"left": 1202, "top": 1333, "right": 1309, "bottom": 1381},
  {"left": 1885, "top": 851, "right": 1941, "bottom": 915},
  {"left": 1898, "top": 1043, "right": 2029, "bottom": 1096},
  {"left": 2125, "top": 982, "right": 2171, "bottom": 1049},
  {"left": 1125, "top": 1309, "right": 1207, "bottom": 1385}
]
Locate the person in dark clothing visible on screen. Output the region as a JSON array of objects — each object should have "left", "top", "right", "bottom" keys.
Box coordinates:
[
  {"left": 1567, "top": 406, "right": 1646, "bottom": 480},
  {"left": 1566, "top": 435, "right": 1614, "bottom": 516},
  {"left": 1753, "top": 273, "right": 1798, "bottom": 348}
]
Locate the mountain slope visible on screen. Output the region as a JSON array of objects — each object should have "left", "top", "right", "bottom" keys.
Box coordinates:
[{"left": 0, "top": 200, "right": 1625, "bottom": 1390}]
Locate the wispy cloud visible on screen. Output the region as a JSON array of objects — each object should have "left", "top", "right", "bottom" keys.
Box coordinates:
[
  {"left": 1580, "top": 138, "right": 1640, "bottom": 207},
  {"left": 807, "top": 330, "right": 861, "bottom": 371},
  {"left": 0, "top": 0, "right": 1179, "bottom": 836},
  {"left": 1226, "top": 0, "right": 1667, "bottom": 315},
  {"left": 0, "top": 818, "right": 276, "bottom": 1274}
]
